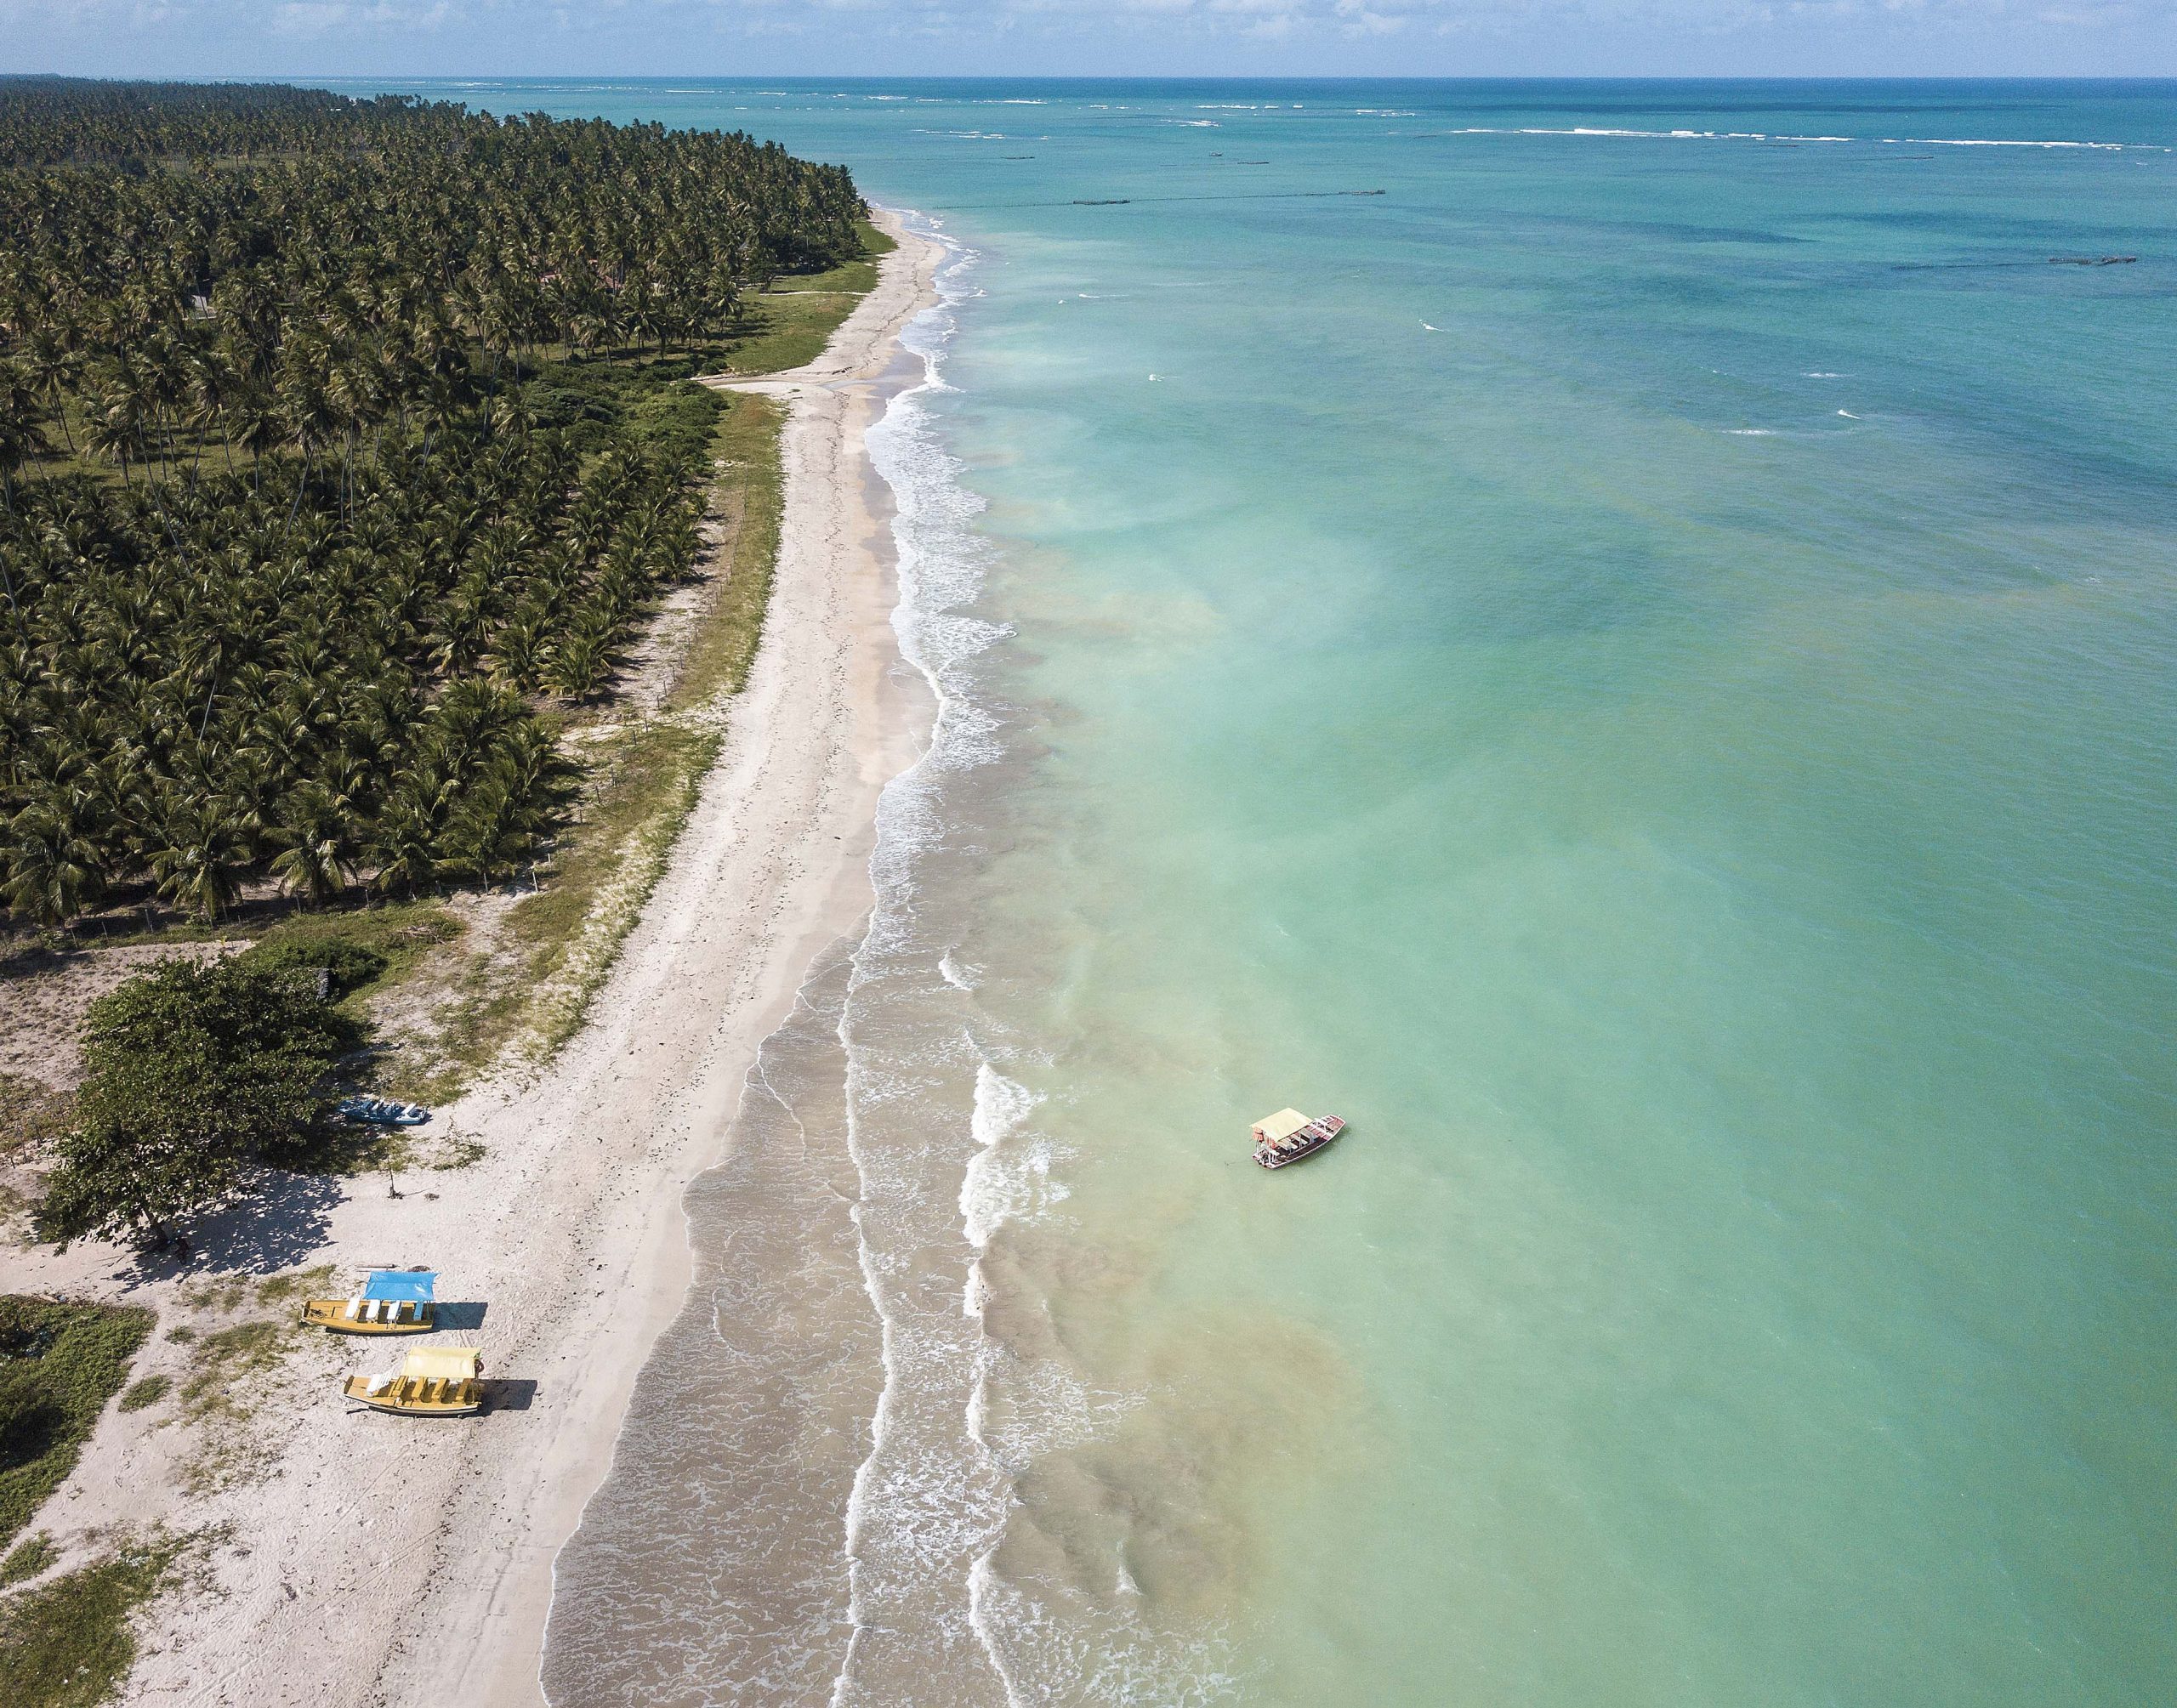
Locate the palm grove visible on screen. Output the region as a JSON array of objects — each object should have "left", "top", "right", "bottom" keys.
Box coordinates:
[{"left": 0, "top": 79, "right": 866, "bottom": 1241}]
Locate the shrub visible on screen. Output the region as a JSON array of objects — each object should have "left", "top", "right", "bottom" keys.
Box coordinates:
[{"left": 236, "top": 939, "right": 389, "bottom": 1001}]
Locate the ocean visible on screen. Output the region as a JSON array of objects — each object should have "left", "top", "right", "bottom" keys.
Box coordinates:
[{"left": 342, "top": 78, "right": 2177, "bottom": 1705}]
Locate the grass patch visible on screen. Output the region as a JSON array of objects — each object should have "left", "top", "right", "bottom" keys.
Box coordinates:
[
  {"left": 174, "top": 1265, "right": 331, "bottom": 1319},
  {"left": 398, "top": 719, "right": 719, "bottom": 1102},
  {"left": 668, "top": 393, "right": 785, "bottom": 714},
  {"left": 0, "top": 1533, "right": 183, "bottom": 1708},
  {"left": 177, "top": 1320, "right": 286, "bottom": 1422},
  {"left": 173, "top": 1323, "right": 289, "bottom": 1493},
  {"left": 771, "top": 218, "right": 896, "bottom": 297},
  {"left": 248, "top": 1269, "right": 327, "bottom": 1308},
  {"left": 242, "top": 905, "right": 458, "bottom": 1018},
  {"left": 429, "top": 1136, "right": 487, "bottom": 1172},
  {"left": 708, "top": 293, "right": 862, "bottom": 377},
  {"left": 711, "top": 221, "right": 897, "bottom": 375},
  {"left": 0, "top": 1077, "right": 66, "bottom": 1242},
  {"left": 114, "top": 1377, "right": 168, "bottom": 1416},
  {"left": 0, "top": 1300, "right": 152, "bottom": 1551},
  {"left": 280, "top": 1121, "right": 406, "bottom": 1178},
  {"left": 0, "top": 1532, "right": 55, "bottom": 1587}
]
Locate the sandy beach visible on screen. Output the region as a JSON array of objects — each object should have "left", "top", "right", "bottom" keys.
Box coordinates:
[{"left": 3, "top": 209, "right": 943, "bottom": 1708}]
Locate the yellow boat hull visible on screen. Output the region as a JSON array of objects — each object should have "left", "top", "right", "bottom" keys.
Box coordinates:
[
  {"left": 343, "top": 1374, "right": 483, "bottom": 1416},
  {"left": 304, "top": 1299, "right": 435, "bottom": 1335}
]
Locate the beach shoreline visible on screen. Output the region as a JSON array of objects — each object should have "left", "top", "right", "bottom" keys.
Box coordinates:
[
  {"left": 378, "top": 208, "right": 948, "bottom": 1708},
  {"left": 7, "top": 208, "right": 943, "bottom": 1708}
]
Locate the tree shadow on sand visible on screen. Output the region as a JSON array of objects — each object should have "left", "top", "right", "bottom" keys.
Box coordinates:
[{"left": 105, "top": 1166, "right": 344, "bottom": 1286}]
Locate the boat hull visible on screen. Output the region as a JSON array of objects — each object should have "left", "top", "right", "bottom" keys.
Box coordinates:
[
  {"left": 304, "top": 1300, "right": 435, "bottom": 1335},
  {"left": 1253, "top": 1115, "right": 1346, "bottom": 1169},
  {"left": 343, "top": 1376, "right": 483, "bottom": 1416}
]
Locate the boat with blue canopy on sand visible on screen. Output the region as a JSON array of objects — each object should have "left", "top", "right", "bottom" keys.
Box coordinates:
[
  {"left": 301, "top": 1268, "right": 438, "bottom": 1334},
  {"left": 1252, "top": 1109, "right": 1346, "bottom": 1169}
]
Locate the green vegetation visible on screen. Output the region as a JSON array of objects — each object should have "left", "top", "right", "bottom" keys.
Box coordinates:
[
  {"left": 37, "top": 960, "right": 352, "bottom": 1247},
  {"left": 114, "top": 1376, "right": 168, "bottom": 1415},
  {"left": 0, "top": 80, "right": 867, "bottom": 936},
  {"left": 233, "top": 902, "right": 457, "bottom": 1012},
  {"left": 1, "top": 85, "right": 892, "bottom": 1196},
  {"left": 670, "top": 394, "right": 787, "bottom": 713},
  {"left": 0, "top": 1077, "right": 71, "bottom": 1156},
  {"left": 233, "top": 936, "right": 386, "bottom": 1000},
  {"left": 0, "top": 1297, "right": 151, "bottom": 1549},
  {"left": 0, "top": 1532, "right": 183, "bottom": 1708},
  {"left": 0, "top": 1531, "right": 54, "bottom": 1587},
  {"left": 387, "top": 389, "right": 792, "bottom": 1098},
  {"left": 772, "top": 218, "right": 897, "bottom": 298},
  {"left": 176, "top": 1322, "right": 283, "bottom": 1425},
  {"left": 709, "top": 222, "right": 899, "bottom": 374}
]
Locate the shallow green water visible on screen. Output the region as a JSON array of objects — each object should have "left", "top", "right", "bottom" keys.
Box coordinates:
[{"left": 358, "top": 78, "right": 2177, "bottom": 1703}]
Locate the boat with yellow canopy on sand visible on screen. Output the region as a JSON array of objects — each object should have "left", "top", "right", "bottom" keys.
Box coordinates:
[
  {"left": 301, "top": 1268, "right": 438, "bottom": 1335},
  {"left": 344, "top": 1345, "right": 485, "bottom": 1416}
]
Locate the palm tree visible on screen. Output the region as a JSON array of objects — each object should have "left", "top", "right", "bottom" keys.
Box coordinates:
[
  {"left": 0, "top": 79, "right": 871, "bottom": 933},
  {"left": 365, "top": 773, "right": 445, "bottom": 898},
  {"left": 145, "top": 792, "right": 253, "bottom": 922},
  {"left": 542, "top": 618, "right": 613, "bottom": 704},
  {"left": 268, "top": 780, "right": 359, "bottom": 905},
  {"left": 275, "top": 338, "right": 341, "bottom": 468},
  {"left": 185, "top": 344, "right": 240, "bottom": 474},
  {"left": 0, "top": 363, "right": 43, "bottom": 511},
  {"left": 83, "top": 380, "right": 145, "bottom": 485},
  {"left": 19, "top": 328, "right": 82, "bottom": 458},
  {"left": 2, "top": 801, "right": 105, "bottom": 928}
]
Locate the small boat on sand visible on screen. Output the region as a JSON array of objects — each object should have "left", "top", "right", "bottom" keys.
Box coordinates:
[
  {"left": 1252, "top": 1109, "right": 1346, "bottom": 1170},
  {"left": 334, "top": 1095, "right": 432, "bottom": 1127},
  {"left": 344, "top": 1346, "right": 485, "bottom": 1416},
  {"left": 302, "top": 1269, "right": 438, "bottom": 1335}
]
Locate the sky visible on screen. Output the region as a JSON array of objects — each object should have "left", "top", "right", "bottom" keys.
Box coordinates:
[{"left": 2, "top": 0, "right": 2174, "bottom": 82}]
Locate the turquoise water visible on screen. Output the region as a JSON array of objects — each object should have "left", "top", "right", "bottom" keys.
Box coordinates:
[{"left": 361, "top": 80, "right": 2176, "bottom": 1703}]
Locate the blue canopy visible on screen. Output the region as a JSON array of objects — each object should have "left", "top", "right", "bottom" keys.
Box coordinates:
[{"left": 361, "top": 1270, "right": 437, "bottom": 1303}]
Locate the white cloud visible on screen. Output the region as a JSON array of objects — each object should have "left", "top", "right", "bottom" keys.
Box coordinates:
[
  {"left": 271, "top": 0, "right": 448, "bottom": 32},
  {"left": 1, "top": 0, "right": 2168, "bottom": 73}
]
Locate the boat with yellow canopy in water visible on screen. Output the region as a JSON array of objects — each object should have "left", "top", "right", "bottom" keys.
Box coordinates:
[{"left": 1251, "top": 1108, "right": 1346, "bottom": 1169}]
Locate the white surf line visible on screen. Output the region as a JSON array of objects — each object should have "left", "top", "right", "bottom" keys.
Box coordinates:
[
  {"left": 1407, "top": 126, "right": 2170, "bottom": 152},
  {"left": 828, "top": 211, "right": 1015, "bottom": 1708}
]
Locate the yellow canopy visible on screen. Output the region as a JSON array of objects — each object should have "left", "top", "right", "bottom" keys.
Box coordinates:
[
  {"left": 401, "top": 1347, "right": 480, "bottom": 1381},
  {"left": 1253, "top": 1109, "right": 1310, "bottom": 1143}
]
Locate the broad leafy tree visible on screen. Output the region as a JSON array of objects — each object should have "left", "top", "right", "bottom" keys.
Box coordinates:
[{"left": 37, "top": 958, "right": 355, "bottom": 1248}]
